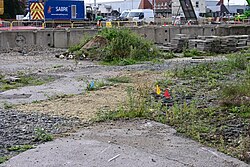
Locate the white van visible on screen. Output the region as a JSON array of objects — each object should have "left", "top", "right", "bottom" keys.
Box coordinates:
[
  {"left": 126, "top": 9, "right": 154, "bottom": 23},
  {"left": 22, "top": 12, "right": 31, "bottom": 21},
  {"left": 117, "top": 10, "right": 130, "bottom": 21}
]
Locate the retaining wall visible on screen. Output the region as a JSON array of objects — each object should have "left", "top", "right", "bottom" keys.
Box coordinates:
[{"left": 0, "top": 25, "right": 249, "bottom": 49}]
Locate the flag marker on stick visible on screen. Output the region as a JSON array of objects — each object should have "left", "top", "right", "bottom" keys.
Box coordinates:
[
  {"left": 156, "top": 85, "right": 161, "bottom": 95},
  {"left": 164, "top": 89, "right": 171, "bottom": 99}
]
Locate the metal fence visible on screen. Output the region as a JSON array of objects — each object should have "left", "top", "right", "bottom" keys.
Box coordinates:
[
  {"left": 243, "top": 19, "right": 250, "bottom": 24},
  {"left": 0, "top": 19, "right": 250, "bottom": 30},
  {"left": 12, "top": 21, "right": 43, "bottom": 27},
  {"left": 0, "top": 21, "right": 11, "bottom": 28},
  {"left": 0, "top": 20, "right": 44, "bottom": 30},
  {"left": 44, "top": 21, "right": 72, "bottom": 28},
  {"left": 102, "top": 21, "right": 140, "bottom": 28}
]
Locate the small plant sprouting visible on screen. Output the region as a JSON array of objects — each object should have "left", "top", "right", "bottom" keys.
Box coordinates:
[
  {"left": 3, "top": 103, "right": 13, "bottom": 109},
  {"left": 34, "top": 128, "right": 53, "bottom": 142}
]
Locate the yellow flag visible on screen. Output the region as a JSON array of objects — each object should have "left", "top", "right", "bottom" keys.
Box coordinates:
[{"left": 156, "top": 85, "right": 161, "bottom": 95}]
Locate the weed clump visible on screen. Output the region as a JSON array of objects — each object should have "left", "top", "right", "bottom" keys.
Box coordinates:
[
  {"left": 34, "top": 128, "right": 53, "bottom": 142},
  {"left": 0, "top": 156, "right": 9, "bottom": 164},
  {"left": 71, "top": 28, "right": 161, "bottom": 65},
  {"left": 221, "top": 79, "right": 250, "bottom": 107},
  {"left": 227, "top": 53, "right": 249, "bottom": 70},
  {"left": 100, "top": 28, "right": 159, "bottom": 62}
]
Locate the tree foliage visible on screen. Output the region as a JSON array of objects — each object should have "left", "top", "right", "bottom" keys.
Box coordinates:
[{"left": 2, "top": 0, "right": 25, "bottom": 19}]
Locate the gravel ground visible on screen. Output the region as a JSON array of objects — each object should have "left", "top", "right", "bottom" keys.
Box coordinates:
[{"left": 0, "top": 108, "right": 83, "bottom": 158}]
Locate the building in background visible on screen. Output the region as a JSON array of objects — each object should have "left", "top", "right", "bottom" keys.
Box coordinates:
[
  {"left": 172, "top": 0, "right": 246, "bottom": 17},
  {"left": 172, "top": 0, "right": 206, "bottom": 16},
  {"left": 227, "top": 5, "right": 246, "bottom": 15},
  {"left": 206, "top": 0, "right": 228, "bottom": 17},
  {"left": 153, "top": 0, "right": 172, "bottom": 17},
  {"left": 206, "top": 0, "right": 246, "bottom": 17}
]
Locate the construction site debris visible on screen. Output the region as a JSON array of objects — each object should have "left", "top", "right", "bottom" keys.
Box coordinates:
[{"left": 159, "top": 34, "right": 250, "bottom": 53}]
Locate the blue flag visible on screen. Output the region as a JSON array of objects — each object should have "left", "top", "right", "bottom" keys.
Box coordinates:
[{"left": 90, "top": 81, "right": 95, "bottom": 89}]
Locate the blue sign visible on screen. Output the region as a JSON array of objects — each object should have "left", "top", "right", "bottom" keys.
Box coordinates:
[{"left": 44, "top": 0, "right": 85, "bottom": 20}]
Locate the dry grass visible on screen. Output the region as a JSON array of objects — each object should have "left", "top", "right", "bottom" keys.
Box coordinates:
[{"left": 16, "top": 71, "right": 163, "bottom": 121}]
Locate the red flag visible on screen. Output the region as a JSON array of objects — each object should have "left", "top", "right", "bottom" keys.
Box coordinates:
[{"left": 164, "top": 89, "right": 171, "bottom": 99}]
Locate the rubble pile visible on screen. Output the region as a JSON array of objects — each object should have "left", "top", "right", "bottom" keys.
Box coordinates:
[{"left": 170, "top": 34, "right": 189, "bottom": 53}]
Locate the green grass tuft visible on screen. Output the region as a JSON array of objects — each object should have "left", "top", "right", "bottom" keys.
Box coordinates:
[
  {"left": 107, "top": 76, "right": 131, "bottom": 83},
  {"left": 0, "top": 75, "right": 54, "bottom": 92},
  {"left": 34, "top": 128, "right": 53, "bottom": 142},
  {"left": 0, "top": 156, "right": 10, "bottom": 164},
  {"left": 7, "top": 145, "right": 34, "bottom": 152}
]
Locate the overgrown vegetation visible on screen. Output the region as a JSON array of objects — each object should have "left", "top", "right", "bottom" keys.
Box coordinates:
[
  {"left": 69, "top": 28, "right": 163, "bottom": 65},
  {"left": 2, "top": 0, "right": 25, "bottom": 19},
  {"left": 96, "top": 51, "right": 250, "bottom": 163},
  {"left": 98, "top": 28, "right": 159, "bottom": 62}
]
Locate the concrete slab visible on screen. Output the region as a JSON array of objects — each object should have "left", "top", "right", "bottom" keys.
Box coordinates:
[{"left": 1, "top": 120, "right": 249, "bottom": 167}]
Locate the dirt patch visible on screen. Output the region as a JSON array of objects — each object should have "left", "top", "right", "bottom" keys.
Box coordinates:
[
  {"left": 17, "top": 85, "right": 127, "bottom": 121},
  {"left": 81, "top": 35, "right": 108, "bottom": 50},
  {"left": 16, "top": 71, "right": 163, "bottom": 121}
]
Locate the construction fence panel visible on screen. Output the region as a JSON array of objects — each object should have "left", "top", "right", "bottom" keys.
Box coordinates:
[
  {"left": 72, "top": 21, "right": 97, "bottom": 28},
  {"left": 243, "top": 19, "right": 250, "bottom": 24},
  {"left": 0, "top": 21, "right": 11, "bottom": 28},
  {"left": 44, "top": 21, "right": 72, "bottom": 28},
  {"left": 11, "top": 21, "right": 43, "bottom": 28}
]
